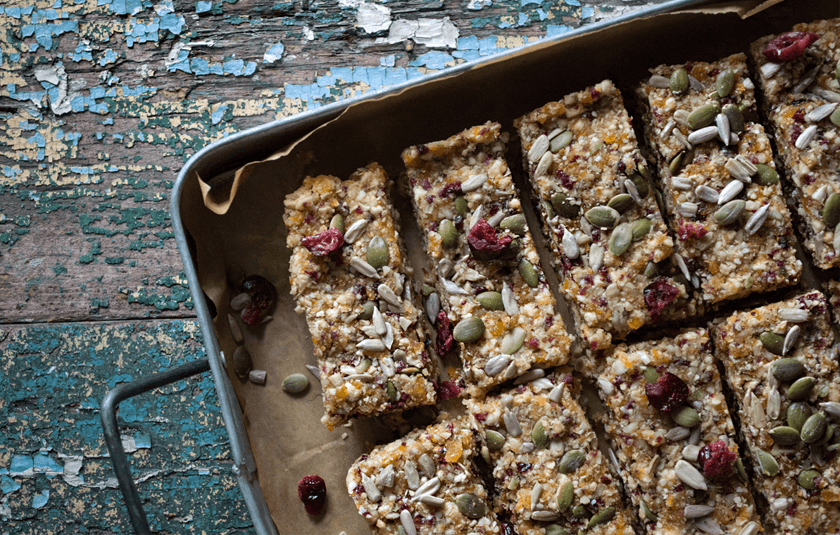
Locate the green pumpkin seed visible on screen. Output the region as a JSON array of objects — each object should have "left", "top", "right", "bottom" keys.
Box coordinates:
[
  {"left": 631, "top": 218, "right": 652, "bottom": 241},
  {"left": 772, "top": 357, "right": 806, "bottom": 382},
  {"left": 329, "top": 213, "right": 345, "bottom": 234},
  {"left": 714, "top": 199, "right": 746, "bottom": 225},
  {"left": 456, "top": 493, "right": 486, "bottom": 519},
  {"left": 798, "top": 469, "right": 821, "bottom": 490},
  {"left": 508, "top": 476, "right": 520, "bottom": 490},
  {"left": 755, "top": 448, "right": 780, "bottom": 476},
  {"left": 455, "top": 196, "right": 468, "bottom": 217},
  {"left": 519, "top": 259, "right": 539, "bottom": 288},
  {"left": 671, "top": 406, "right": 700, "bottom": 428},
  {"left": 439, "top": 219, "right": 458, "bottom": 249},
  {"left": 558, "top": 450, "right": 586, "bottom": 474},
  {"left": 831, "top": 106, "right": 840, "bottom": 128},
  {"left": 233, "top": 346, "right": 253, "bottom": 379},
  {"left": 366, "top": 236, "right": 390, "bottom": 269},
  {"left": 787, "top": 402, "right": 812, "bottom": 431},
  {"left": 760, "top": 332, "right": 785, "bottom": 356},
  {"left": 397, "top": 527, "right": 407, "bottom": 535},
  {"left": 609, "top": 222, "right": 633, "bottom": 256},
  {"left": 824, "top": 193, "right": 840, "bottom": 228},
  {"left": 768, "top": 425, "right": 801, "bottom": 445},
  {"left": 644, "top": 366, "right": 659, "bottom": 383},
  {"left": 281, "top": 373, "right": 309, "bottom": 394},
  {"left": 630, "top": 172, "right": 650, "bottom": 198},
  {"left": 754, "top": 163, "right": 779, "bottom": 186},
  {"left": 722, "top": 103, "right": 745, "bottom": 134},
  {"left": 550, "top": 130, "right": 574, "bottom": 153},
  {"left": 357, "top": 357, "right": 372, "bottom": 373},
  {"left": 531, "top": 420, "right": 549, "bottom": 449},
  {"left": 787, "top": 376, "right": 817, "bottom": 401},
  {"left": 572, "top": 504, "right": 589, "bottom": 518},
  {"left": 453, "top": 316, "right": 485, "bottom": 343},
  {"left": 557, "top": 481, "right": 574, "bottom": 511},
  {"left": 485, "top": 430, "right": 505, "bottom": 451},
  {"left": 500, "top": 214, "right": 527, "bottom": 235},
  {"left": 588, "top": 506, "right": 616, "bottom": 528},
  {"left": 643, "top": 261, "right": 659, "bottom": 279},
  {"left": 801, "top": 413, "right": 827, "bottom": 444},
  {"left": 734, "top": 458, "right": 748, "bottom": 482},
  {"left": 585, "top": 206, "right": 620, "bottom": 229},
  {"left": 642, "top": 500, "right": 657, "bottom": 522},
  {"left": 501, "top": 327, "right": 527, "bottom": 355},
  {"left": 607, "top": 193, "right": 634, "bottom": 213},
  {"left": 688, "top": 102, "right": 720, "bottom": 130},
  {"left": 716, "top": 69, "right": 735, "bottom": 98},
  {"left": 545, "top": 526, "right": 568, "bottom": 535},
  {"left": 669, "top": 151, "right": 686, "bottom": 176},
  {"left": 550, "top": 192, "right": 580, "bottom": 219},
  {"left": 359, "top": 301, "right": 375, "bottom": 321},
  {"left": 670, "top": 68, "right": 689, "bottom": 95},
  {"left": 386, "top": 380, "right": 397, "bottom": 403},
  {"left": 477, "top": 291, "right": 504, "bottom": 311}
]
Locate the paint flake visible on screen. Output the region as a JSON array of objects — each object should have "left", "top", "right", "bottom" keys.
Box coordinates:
[
  {"left": 356, "top": 2, "right": 390, "bottom": 33},
  {"left": 379, "top": 17, "right": 458, "bottom": 48},
  {"left": 263, "top": 42, "right": 284, "bottom": 64}
]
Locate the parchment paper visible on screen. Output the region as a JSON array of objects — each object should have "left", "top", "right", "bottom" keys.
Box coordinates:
[{"left": 178, "top": 1, "right": 839, "bottom": 533}]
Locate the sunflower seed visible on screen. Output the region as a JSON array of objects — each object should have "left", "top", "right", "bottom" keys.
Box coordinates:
[
  {"left": 462, "top": 173, "right": 490, "bottom": 193},
  {"left": 362, "top": 473, "right": 381, "bottom": 502},
  {"left": 376, "top": 464, "right": 396, "bottom": 489},
  {"left": 695, "top": 185, "right": 719, "bottom": 203},
  {"left": 528, "top": 135, "right": 550, "bottom": 162},
  {"left": 675, "top": 253, "right": 691, "bottom": 281},
  {"left": 675, "top": 460, "right": 707, "bottom": 490},
  {"left": 760, "top": 62, "right": 781, "bottom": 78},
  {"left": 378, "top": 284, "right": 401, "bottom": 308},
  {"left": 400, "top": 509, "right": 417, "bottom": 535},
  {"left": 744, "top": 204, "right": 770, "bottom": 236},
  {"left": 515, "top": 368, "right": 545, "bottom": 386},
  {"left": 357, "top": 339, "right": 386, "bottom": 352},
  {"left": 660, "top": 119, "right": 676, "bottom": 139},
  {"left": 351, "top": 257, "right": 380, "bottom": 279},
  {"left": 718, "top": 180, "right": 744, "bottom": 205},
  {"left": 589, "top": 243, "right": 605, "bottom": 272},
  {"left": 770, "top": 497, "right": 789, "bottom": 512},
  {"left": 672, "top": 176, "right": 693, "bottom": 190},
  {"left": 529, "top": 148, "right": 553, "bottom": 177},
  {"left": 750, "top": 391, "right": 767, "bottom": 428},
  {"left": 503, "top": 409, "right": 522, "bottom": 437},
  {"left": 673, "top": 128, "right": 692, "bottom": 150},
  {"left": 716, "top": 113, "right": 730, "bottom": 144},
  {"left": 487, "top": 210, "right": 506, "bottom": 228},
  {"left": 688, "top": 126, "right": 719, "bottom": 144},
  {"left": 778, "top": 308, "right": 808, "bottom": 323},
  {"left": 598, "top": 378, "right": 615, "bottom": 396},
  {"left": 684, "top": 505, "right": 715, "bottom": 519},
  {"left": 648, "top": 74, "right": 670, "bottom": 88},
  {"left": 792, "top": 65, "right": 820, "bottom": 95},
  {"left": 795, "top": 124, "right": 818, "bottom": 150},
  {"left": 402, "top": 461, "right": 420, "bottom": 490},
  {"left": 834, "top": 223, "right": 840, "bottom": 254},
  {"left": 383, "top": 324, "right": 394, "bottom": 350},
  {"left": 426, "top": 292, "right": 440, "bottom": 323},
  {"left": 442, "top": 279, "right": 467, "bottom": 295},
  {"left": 530, "top": 483, "right": 543, "bottom": 510},
  {"left": 682, "top": 445, "right": 700, "bottom": 462},
  {"left": 678, "top": 202, "right": 699, "bottom": 217},
  {"left": 548, "top": 384, "right": 565, "bottom": 403},
  {"left": 665, "top": 427, "right": 691, "bottom": 441},
  {"left": 738, "top": 521, "right": 760, "bottom": 535},
  {"left": 562, "top": 227, "right": 580, "bottom": 259},
  {"left": 780, "top": 324, "right": 801, "bottom": 355},
  {"left": 503, "top": 361, "right": 518, "bottom": 380},
  {"left": 625, "top": 179, "right": 643, "bottom": 204},
  {"left": 501, "top": 283, "right": 519, "bottom": 315},
  {"left": 695, "top": 517, "right": 724, "bottom": 535},
  {"left": 808, "top": 102, "right": 838, "bottom": 122},
  {"left": 531, "top": 511, "right": 560, "bottom": 522},
  {"left": 370, "top": 305, "right": 386, "bottom": 335},
  {"left": 482, "top": 355, "right": 510, "bottom": 377},
  {"left": 415, "top": 476, "right": 440, "bottom": 498},
  {"left": 821, "top": 401, "right": 840, "bottom": 419},
  {"left": 345, "top": 219, "right": 369, "bottom": 244}
]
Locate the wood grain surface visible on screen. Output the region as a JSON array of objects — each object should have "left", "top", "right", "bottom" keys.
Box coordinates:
[{"left": 0, "top": 0, "right": 669, "bottom": 532}]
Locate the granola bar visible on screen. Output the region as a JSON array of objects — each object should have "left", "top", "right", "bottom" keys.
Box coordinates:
[
  {"left": 750, "top": 20, "right": 840, "bottom": 268},
  {"left": 284, "top": 163, "right": 438, "bottom": 430},
  {"left": 637, "top": 53, "right": 801, "bottom": 304},
  {"left": 346, "top": 416, "right": 502, "bottom": 535},
  {"left": 465, "top": 371, "right": 634, "bottom": 535},
  {"left": 514, "top": 79, "right": 696, "bottom": 355},
  {"left": 597, "top": 329, "right": 760, "bottom": 535},
  {"left": 402, "top": 122, "right": 572, "bottom": 395},
  {"left": 712, "top": 291, "right": 840, "bottom": 533}
]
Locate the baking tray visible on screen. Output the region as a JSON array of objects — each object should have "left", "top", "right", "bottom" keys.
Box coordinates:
[{"left": 124, "top": 0, "right": 840, "bottom": 533}]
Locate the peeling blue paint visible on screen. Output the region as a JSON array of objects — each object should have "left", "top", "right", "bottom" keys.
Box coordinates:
[
  {"left": 410, "top": 51, "right": 453, "bottom": 69},
  {"left": 196, "top": 1, "right": 212, "bottom": 12},
  {"left": 9, "top": 455, "right": 33, "bottom": 476},
  {"left": 32, "top": 489, "right": 49, "bottom": 509},
  {"left": 546, "top": 24, "right": 572, "bottom": 37},
  {"left": 1, "top": 476, "right": 21, "bottom": 495}
]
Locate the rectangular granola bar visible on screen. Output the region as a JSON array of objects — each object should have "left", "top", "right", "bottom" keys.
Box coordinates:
[
  {"left": 597, "top": 329, "right": 761, "bottom": 535},
  {"left": 402, "top": 122, "right": 572, "bottom": 395},
  {"left": 284, "top": 163, "right": 438, "bottom": 429},
  {"left": 464, "top": 371, "right": 634, "bottom": 535},
  {"left": 637, "top": 53, "right": 801, "bottom": 304},
  {"left": 750, "top": 19, "right": 840, "bottom": 268},
  {"left": 514, "top": 79, "right": 697, "bottom": 355},
  {"left": 346, "top": 416, "right": 502, "bottom": 535},
  {"left": 712, "top": 291, "right": 840, "bottom": 533}
]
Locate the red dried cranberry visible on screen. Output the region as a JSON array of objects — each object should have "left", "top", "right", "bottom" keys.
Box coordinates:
[
  {"left": 643, "top": 277, "right": 679, "bottom": 321},
  {"left": 437, "top": 380, "right": 462, "bottom": 400},
  {"left": 644, "top": 371, "right": 688, "bottom": 413},
  {"left": 302, "top": 228, "right": 344, "bottom": 257},
  {"left": 439, "top": 181, "right": 462, "bottom": 198},
  {"left": 297, "top": 475, "right": 327, "bottom": 515},
  {"left": 240, "top": 275, "right": 277, "bottom": 326},
  {"left": 467, "top": 218, "right": 512, "bottom": 260},
  {"left": 436, "top": 311, "right": 454, "bottom": 354},
  {"left": 676, "top": 222, "right": 708, "bottom": 241},
  {"left": 697, "top": 440, "right": 738, "bottom": 479},
  {"left": 762, "top": 32, "right": 819, "bottom": 62}
]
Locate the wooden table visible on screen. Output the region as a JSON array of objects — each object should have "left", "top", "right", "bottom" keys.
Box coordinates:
[{"left": 0, "top": 0, "right": 668, "bottom": 531}]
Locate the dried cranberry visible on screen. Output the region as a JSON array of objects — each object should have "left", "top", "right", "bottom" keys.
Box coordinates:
[
  {"left": 676, "top": 222, "right": 708, "bottom": 241},
  {"left": 437, "top": 380, "right": 462, "bottom": 400},
  {"left": 644, "top": 371, "right": 688, "bottom": 413},
  {"left": 467, "top": 218, "right": 512, "bottom": 260},
  {"left": 643, "top": 277, "right": 679, "bottom": 321},
  {"left": 297, "top": 475, "right": 327, "bottom": 515},
  {"left": 439, "top": 181, "right": 462, "bottom": 198},
  {"left": 500, "top": 521, "right": 516, "bottom": 535},
  {"left": 240, "top": 275, "right": 277, "bottom": 326},
  {"left": 301, "top": 228, "right": 344, "bottom": 257},
  {"left": 697, "top": 440, "right": 737, "bottom": 479},
  {"left": 762, "top": 32, "right": 819, "bottom": 62},
  {"left": 436, "top": 311, "right": 454, "bottom": 354}
]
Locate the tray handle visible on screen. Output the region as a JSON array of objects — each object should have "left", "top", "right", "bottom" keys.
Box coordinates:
[{"left": 101, "top": 357, "right": 211, "bottom": 535}]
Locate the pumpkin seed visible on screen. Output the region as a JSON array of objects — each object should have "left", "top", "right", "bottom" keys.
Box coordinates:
[
  {"left": 531, "top": 420, "right": 549, "bottom": 449},
  {"left": 824, "top": 193, "right": 840, "bottom": 228},
  {"left": 439, "top": 219, "right": 458, "bottom": 248},
  {"left": 484, "top": 355, "right": 511, "bottom": 377},
  {"left": 716, "top": 69, "right": 735, "bottom": 97},
  {"left": 685, "top": 504, "right": 715, "bottom": 519},
  {"left": 500, "top": 214, "right": 527, "bottom": 235},
  {"left": 329, "top": 213, "right": 345, "bottom": 234},
  {"left": 631, "top": 218, "right": 652, "bottom": 241},
  {"left": 519, "top": 259, "right": 539, "bottom": 288},
  {"left": 801, "top": 412, "right": 827, "bottom": 444},
  {"left": 607, "top": 193, "right": 634, "bottom": 213},
  {"left": 453, "top": 316, "right": 485, "bottom": 343},
  {"left": 714, "top": 200, "right": 745, "bottom": 225},
  {"left": 366, "top": 237, "right": 390, "bottom": 269},
  {"left": 233, "top": 346, "right": 252, "bottom": 379},
  {"left": 386, "top": 380, "right": 397, "bottom": 402},
  {"left": 545, "top": 526, "right": 568, "bottom": 535},
  {"left": 670, "top": 68, "right": 689, "bottom": 95},
  {"left": 501, "top": 327, "right": 527, "bottom": 355},
  {"left": 760, "top": 332, "right": 785, "bottom": 355},
  {"left": 557, "top": 481, "right": 574, "bottom": 511},
  {"left": 670, "top": 150, "right": 687, "bottom": 176},
  {"left": 550, "top": 192, "right": 579, "bottom": 218},
  {"left": 585, "top": 206, "right": 620, "bottom": 229},
  {"left": 588, "top": 506, "right": 615, "bottom": 528},
  {"left": 558, "top": 450, "right": 585, "bottom": 474},
  {"left": 550, "top": 130, "right": 574, "bottom": 152},
  {"left": 797, "top": 469, "right": 821, "bottom": 490},
  {"left": 672, "top": 406, "right": 701, "bottom": 428},
  {"left": 644, "top": 366, "right": 660, "bottom": 383},
  {"left": 754, "top": 163, "right": 779, "bottom": 186},
  {"left": 755, "top": 448, "right": 779, "bottom": 476},
  {"left": 643, "top": 261, "right": 659, "bottom": 279},
  {"left": 768, "top": 425, "right": 801, "bottom": 445},
  {"left": 788, "top": 402, "right": 812, "bottom": 431},
  {"left": 675, "top": 459, "right": 707, "bottom": 490},
  {"left": 722, "top": 103, "right": 744, "bottom": 134},
  {"left": 609, "top": 222, "right": 633, "bottom": 256},
  {"left": 771, "top": 357, "right": 806, "bottom": 381},
  {"left": 456, "top": 493, "right": 486, "bottom": 519},
  {"left": 485, "top": 430, "right": 505, "bottom": 451},
  {"left": 630, "top": 172, "right": 650, "bottom": 198},
  {"left": 477, "top": 291, "right": 504, "bottom": 311},
  {"left": 572, "top": 504, "right": 589, "bottom": 518},
  {"left": 787, "top": 376, "right": 816, "bottom": 401},
  {"left": 688, "top": 102, "right": 720, "bottom": 130},
  {"left": 455, "top": 196, "right": 468, "bottom": 217},
  {"left": 642, "top": 500, "right": 657, "bottom": 522},
  {"left": 831, "top": 106, "right": 840, "bottom": 128},
  {"left": 281, "top": 372, "right": 308, "bottom": 394}
]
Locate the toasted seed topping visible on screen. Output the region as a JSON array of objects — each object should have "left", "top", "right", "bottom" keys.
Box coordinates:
[
  {"left": 442, "top": 278, "right": 467, "bottom": 295},
  {"left": 694, "top": 517, "right": 724, "bottom": 535},
  {"left": 807, "top": 102, "right": 838, "bottom": 122},
  {"left": 768, "top": 425, "right": 801, "bottom": 445},
  {"left": 682, "top": 444, "right": 700, "bottom": 462},
  {"left": 453, "top": 316, "right": 485, "bottom": 343},
  {"left": 714, "top": 199, "right": 745, "bottom": 225},
  {"left": 329, "top": 213, "right": 345, "bottom": 234},
  {"left": 535, "top": 151, "right": 553, "bottom": 178},
  {"left": 718, "top": 180, "right": 744, "bottom": 205},
  {"left": 665, "top": 426, "right": 691, "bottom": 441},
  {"left": 281, "top": 373, "right": 309, "bottom": 393},
  {"left": 425, "top": 292, "right": 440, "bottom": 323},
  {"left": 771, "top": 357, "right": 806, "bottom": 381},
  {"left": 548, "top": 384, "right": 565, "bottom": 403},
  {"left": 687, "top": 125, "right": 718, "bottom": 144},
  {"left": 484, "top": 354, "right": 512, "bottom": 377},
  {"left": 824, "top": 193, "right": 840, "bottom": 227},
  {"left": 531, "top": 511, "right": 561, "bottom": 522},
  {"left": 766, "top": 389, "right": 781, "bottom": 420},
  {"left": 344, "top": 219, "right": 369, "bottom": 244},
  {"left": 399, "top": 509, "right": 416, "bottom": 535},
  {"left": 797, "top": 469, "right": 821, "bottom": 490},
  {"left": 642, "top": 500, "right": 657, "bottom": 523},
  {"left": 501, "top": 283, "right": 519, "bottom": 315},
  {"left": 684, "top": 504, "right": 715, "bottom": 519},
  {"left": 562, "top": 227, "right": 580, "bottom": 259},
  {"left": 801, "top": 412, "right": 827, "bottom": 444},
  {"left": 795, "top": 124, "right": 818, "bottom": 150},
  {"left": 514, "top": 368, "right": 545, "bottom": 386},
  {"left": 716, "top": 112, "right": 731, "bottom": 144},
  {"left": 677, "top": 202, "right": 699, "bottom": 217},
  {"left": 558, "top": 450, "right": 586, "bottom": 474},
  {"left": 501, "top": 327, "right": 527, "bottom": 355},
  {"left": 378, "top": 284, "right": 402, "bottom": 307},
  {"left": 672, "top": 406, "right": 701, "bottom": 428},
  {"left": 518, "top": 259, "right": 539, "bottom": 288},
  {"left": 648, "top": 74, "right": 670, "bottom": 88},
  {"left": 695, "top": 185, "right": 720, "bottom": 204},
  {"left": 630, "top": 218, "right": 652, "bottom": 241},
  {"left": 500, "top": 214, "right": 527, "bottom": 236},
  {"left": 366, "top": 237, "right": 390, "bottom": 270},
  {"left": 461, "top": 173, "right": 489, "bottom": 193},
  {"left": 761, "top": 332, "right": 785, "bottom": 356},
  {"left": 588, "top": 506, "right": 616, "bottom": 528},
  {"left": 779, "top": 308, "right": 809, "bottom": 322},
  {"left": 688, "top": 102, "right": 720, "bottom": 130},
  {"left": 675, "top": 460, "right": 707, "bottom": 490},
  {"left": 753, "top": 163, "right": 779, "bottom": 186},
  {"left": 528, "top": 135, "right": 550, "bottom": 162},
  {"left": 786, "top": 402, "right": 812, "bottom": 431},
  {"left": 589, "top": 243, "right": 605, "bottom": 271},
  {"left": 670, "top": 68, "right": 689, "bottom": 94},
  {"left": 503, "top": 409, "right": 522, "bottom": 437},
  {"left": 414, "top": 476, "right": 440, "bottom": 498},
  {"left": 485, "top": 429, "right": 505, "bottom": 451},
  {"left": 550, "top": 130, "right": 574, "bottom": 153},
  {"left": 233, "top": 346, "right": 253, "bottom": 379},
  {"left": 585, "top": 206, "right": 620, "bottom": 229},
  {"left": 755, "top": 448, "right": 780, "bottom": 476},
  {"left": 609, "top": 222, "right": 633, "bottom": 256},
  {"left": 745, "top": 204, "right": 769, "bottom": 236},
  {"left": 716, "top": 69, "right": 735, "bottom": 98},
  {"left": 739, "top": 521, "right": 760, "bottom": 535},
  {"left": 351, "top": 257, "right": 380, "bottom": 279},
  {"left": 607, "top": 193, "right": 634, "bottom": 213}
]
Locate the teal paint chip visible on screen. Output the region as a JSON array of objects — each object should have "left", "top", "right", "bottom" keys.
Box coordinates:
[
  {"left": 1, "top": 476, "right": 21, "bottom": 495},
  {"left": 32, "top": 489, "right": 49, "bottom": 509},
  {"left": 196, "top": 1, "right": 212, "bottom": 12},
  {"left": 10, "top": 455, "right": 34, "bottom": 476}
]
